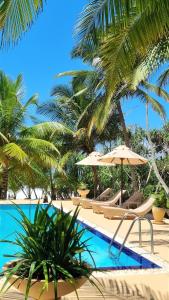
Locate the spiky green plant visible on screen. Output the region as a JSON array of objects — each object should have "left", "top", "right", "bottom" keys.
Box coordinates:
[{"left": 0, "top": 203, "right": 98, "bottom": 300}]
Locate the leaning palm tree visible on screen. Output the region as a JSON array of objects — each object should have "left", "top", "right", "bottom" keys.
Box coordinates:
[
  {"left": 0, "top": 71, "right": 65, "bottom": 199},
  {"left": 0, "top": 0, "right": 45, "bottom": 47}
]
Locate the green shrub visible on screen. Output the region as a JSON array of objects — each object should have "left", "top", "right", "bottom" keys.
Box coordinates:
[
  {"left": 153, "top": 190, "right": 168, "bottom": 208},
  {"left": 142, "top": 185, "right": 156, "bottom": 198}
]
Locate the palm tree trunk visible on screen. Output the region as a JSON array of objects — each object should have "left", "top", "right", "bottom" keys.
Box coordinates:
[
  {"left": 50, "top": 169, "right": 56, "bottom": 200},
  {"left": 91, "top": 165, "right": 100, "bottom": 198},
  {"left": 0, "top": 166, "right": 8, "bottom": 199},
  {"left": 28, "top": 187, "right": 31, "bottom": 199},
  {"left": 146, "top": 103, "right": 169, "bottom": 194},
  {"left": 86, "top": 143, "right": 100, "bottom": 198},
  {"left": 33, "top": 189, "right": 38, "bottom": 199},
  {"left": 116, "top": 101, "right": 138, "bottom": 191}
]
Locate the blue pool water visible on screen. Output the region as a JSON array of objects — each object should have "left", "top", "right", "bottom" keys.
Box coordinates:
[{"left": 0, "top": 204, "right": 159, "bottom": 271}]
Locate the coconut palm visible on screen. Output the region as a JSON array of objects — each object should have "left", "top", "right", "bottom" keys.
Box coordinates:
[
  {"left": 0, "top": 71, "right": 63, "bottom": 199},
  {"left": 39, "top": 77, "right": 121, "bottom": 196},
  {"left": 56, "top": 63, "right": 169, "bottom": 191},
  {"left": 0, "top": 0, "right": 45, "bottom": 46},
  {"left": 75, "top": 0, "right": 169, "bottom": 97}
]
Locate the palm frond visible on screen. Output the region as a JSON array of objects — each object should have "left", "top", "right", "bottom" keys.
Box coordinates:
[
  {"left": 20, "top": 137, "right": 59, "bottom": 154},
  {"left": 158, "top": 67, "right": 169, "bottom": 88},
  {"left": 23, "top": 94, "right": 38, "bottom": 109},
  {"left": 22, "top": 122, "right": 73, "bottom": 138},
  {"left": 0, "top": 132, "right": 9, "bottom": 144},
  {"left": 0, "top": 0, "right": 45, "bottom": 46},
  {"left": 71, "top": 42, "right": 98, "bottom": 62},
  {"left": 88, "top": 99, "right": 113, "bottom": 135},
  {"left": 141, "top": 81, "right": 169, "bottom": 103},
  {"left": 75, "top": 0, "right": 135, "bottom": 44},
  {"left": 76, "top": 97, "right": 97, "bottom": 129},
  {"left": 136, "top": 88, "right": 166, "bottom": 119},
  {"left": 76, "top": 0, "right": 169, "bottom": 95},
  {"left": 56, "top": 70, "right": 91, "bottom": 79},
  {"left": 51, "top": 84, "right": 73, "bottom": 98},
  {"left": 2, "top": 142, "right": 28, "bottom": 163},
  {"left": 132, "top": 39, "right": 169, "bottom": 88}
]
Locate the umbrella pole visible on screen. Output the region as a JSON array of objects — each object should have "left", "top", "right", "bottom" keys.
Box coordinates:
[{"left": 120, "top": 158, "right": 124, "bottom": 206}]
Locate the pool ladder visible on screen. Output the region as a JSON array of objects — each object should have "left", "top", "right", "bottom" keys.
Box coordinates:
[{"left": 109, "top": 212, "right": 154, "bottom": 258}]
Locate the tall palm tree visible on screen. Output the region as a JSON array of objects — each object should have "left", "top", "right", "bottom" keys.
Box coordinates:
[
  {"left": 0, "top": 71, "right": 62, "bottom": 199},
  {"left": 0, "top": 0, "right": 45, "bottom": 46},
  {"left": 39, "top": 77, "right": 121, "bottom": 197}
]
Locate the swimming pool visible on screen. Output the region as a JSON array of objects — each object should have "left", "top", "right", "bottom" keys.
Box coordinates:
[{"left": 0, "top": 204, "right": 159, "bottom": 271}]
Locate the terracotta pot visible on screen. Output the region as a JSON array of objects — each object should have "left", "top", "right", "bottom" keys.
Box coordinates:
[
  {"left": 77, "top": 189, "right": 90, "bottom": 198},
  {"left": 152, "top": 206, "right": 166, "bottom": 224},
  {"left": 3, "top": 262, "right": 87, "bottom": 300}
]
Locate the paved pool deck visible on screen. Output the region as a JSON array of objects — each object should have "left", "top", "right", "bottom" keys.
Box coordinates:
[{"left": 0, "top": 199, "right": 168, "bottom": 299}]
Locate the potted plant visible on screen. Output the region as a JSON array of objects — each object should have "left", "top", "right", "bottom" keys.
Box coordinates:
[
  {"left": 77, "top": 183, "right": 90, "bottom": 198},
  {"left": 152, "top": 190, "right": 168, "bottom": 224},
  {"left": 1, "top": 203, "right": 97, "bottom": 300}
]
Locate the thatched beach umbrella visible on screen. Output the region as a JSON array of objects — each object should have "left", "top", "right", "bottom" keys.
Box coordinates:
[
  {"left": 99, "top": 145, "right": 148, "bottom": 205},
  {"left": 76, "top": 151, "right": 115, "bottom": 197}
]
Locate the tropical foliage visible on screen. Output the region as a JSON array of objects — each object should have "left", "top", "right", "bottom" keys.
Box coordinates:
[
  {"left": 38, "top": 75, "right": 121, "bottom": 197},
  {"left": 0, "top": 71, "right": 63, "bottom": 199}
]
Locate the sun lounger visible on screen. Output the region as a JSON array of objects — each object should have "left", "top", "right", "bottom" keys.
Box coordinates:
[
  {"left": 102, "top": 196, "right": 155, "bottom": 219},
  {"left": 72, "top": 188, "right": 112, "bottom": 206},
  {"left": 81, "top": 188, "right": 116, "bottom": 209},
  {"left": 122, "top": 191, "right": 144, "bottom": 209},
  {"left": 92, "top": 190, "right": 126, "bottom": 213}
]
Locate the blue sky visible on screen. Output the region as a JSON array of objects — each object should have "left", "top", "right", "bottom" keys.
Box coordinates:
[{"left": 0, "top": 1, "right": 168, "bottom": 129}]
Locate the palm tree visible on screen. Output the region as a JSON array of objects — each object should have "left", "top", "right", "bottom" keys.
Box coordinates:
[
  {"left": 92, "top": 77, "right": 169, "bottom": 192},
  {"left": 75, "top": 0, "right": 169, "bottom": 97},
  {"left": 74, "top": 1, "right": 169, "bottom": 190},
  {"left": 39, "top": 77, "right": 121, "bottom": 197},
  {"left": 0, "top": 0, "right": 45, "bottom": 46},
  {"left": 56, "top": 64, "right": 169, "bottom": 191},
  {"left": 0, "top": 71, "right": 61, "bottom": 199}
]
